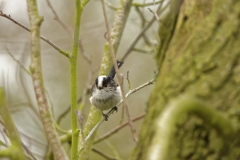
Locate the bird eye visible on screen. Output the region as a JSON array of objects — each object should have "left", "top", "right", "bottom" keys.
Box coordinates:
[{"left": 104, "top": 84, "right": 107, "bottom": 87}]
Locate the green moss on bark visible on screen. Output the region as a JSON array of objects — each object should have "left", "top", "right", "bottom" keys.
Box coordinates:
[{"left": 131, "top": 0, "right": 240, "bottom": 159}]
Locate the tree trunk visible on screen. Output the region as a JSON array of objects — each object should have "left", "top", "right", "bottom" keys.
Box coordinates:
[{"left": 131, "top": 0, "right": 240, "bottom": 159}]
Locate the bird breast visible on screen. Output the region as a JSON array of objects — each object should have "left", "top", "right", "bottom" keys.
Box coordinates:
[{"left": 90, "top": 86, "right": 122, "bottom": 111}]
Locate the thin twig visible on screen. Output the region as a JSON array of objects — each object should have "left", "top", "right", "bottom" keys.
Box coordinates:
[
  {"left": 19, "top": 131, "right": 47, "bottom": 147},
  {"left": 92, "top": 148, "right": 117, "bottom": 160},
  {"left": 132, "top": 48, "right": 151, "bottom": 54},
  {"left": 104, "top": 141, "right": 122, "bottom": 160},
  {"left": 101, "top": 0, "right": 138, "bottom": 142},
  {"left": 5, "top": 45, "right": 59, "bottom": 132},
  {"left": 126, "top": 71, "right": 132, "bottom": 90},
  {"left": 134, "top": 6, "right": 151, "bottom": 46},
  {"left": 121, "top": 0, "right": 169, "bottom": 61},
  {"left": 119, "top": 102, "right": 124, "bottom": 125},
  {"left": 79, "top": 40, "right": 91, "bottom": 63},
  {"left": 17, "top": 46, "right": 43, "bottom": 121},
  {"left": 120, "top": 75, "right": 138, "bottom": 141},
  {"left": 21, "top": 141, "right": 37, "bottom": 160},
  {"left": 74, "top": 110, "right": 88, "bottom": 160},
  {"left": 85, "top": 119, "right": 104, "bottom": 142},
  {"left": 104, "top": 0, "right": 118, "bottom": 10},
  {"left": 79, "top": 40, "right": 99, "bottom": 107},
  {"left": 55, "top": 124, "right": 69, "bottom": 134},
  {"left": 6, "top": 45, "right": 43, "bottom": 119},
  {"left": 126, "top": 78, "right": 155, "bottom": 96},
  {"left": 132, "top": 0, "right": 163, "bottom": 7},
  {"left": 85, "top": 78, "right": 154, "bottom": 142},
  {"left": 0, "top": 11, "right": 70, "bottom": 58},
  {"left": 0, "top": 129, "right": 8, "bottom": 147},
  {"left": 105, "top": 0, "right": 163, "bottom": 10},
  {"left": 45, "top": 0, "right": 72, "bottom": 37},
  {"left": 94, "top": 113, "right": 145, "bottom": 144},
  {"left": 148, "top": 8, "right": 159, "bottom": 21},
  {"left": 57, "top": 97, "right": 82, "bottom": 124},
  {"left": 4, "top": 46, "right": 31, "bottom": 75}
]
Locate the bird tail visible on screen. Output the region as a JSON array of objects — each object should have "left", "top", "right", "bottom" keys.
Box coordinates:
[{"left": 108, "top": 60, "right": 124, "bottom": 79}]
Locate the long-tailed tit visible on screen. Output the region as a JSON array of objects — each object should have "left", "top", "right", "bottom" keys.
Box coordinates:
[{"left": 89, "top": 61, "right": 123, "bottom": 121}]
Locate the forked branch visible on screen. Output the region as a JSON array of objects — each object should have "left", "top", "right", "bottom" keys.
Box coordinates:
[{"left": 147, "top": 95, "right": 235, "bottom": 160}]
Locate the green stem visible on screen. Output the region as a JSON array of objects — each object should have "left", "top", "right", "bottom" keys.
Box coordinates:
[
  {"left": 70, "top": 54, "right": 79, "bottom": 160},
  {"left": 0, "top": 88, "right": 25, "bottom": 160},
  {"left": 70, "top": 0, "right": 89, "bottom": 159},
  {"left": 0, "top": 149, "right": 12, "bottom": 158},
  {"left": 70, "top": 4, "right": 81, "bottom": 160},
  {"left": 147, "top": 95, "right": 235, "bottom": 160}
]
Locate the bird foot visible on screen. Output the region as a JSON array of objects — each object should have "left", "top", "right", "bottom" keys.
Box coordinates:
[
  {"left": 102, "top": 107, "right": 118, "bottom": 121},
  {"left": 102, "top": 112, "right": 109, "bottom": 121},
  {"left": 113, "top": 106, "right": 118, "bottom": 113}
]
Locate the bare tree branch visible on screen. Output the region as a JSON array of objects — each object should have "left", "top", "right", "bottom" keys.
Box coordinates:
[
  {"left": 121, "top": 1, "right": 170, "bottom": 61},
  {"left": 0, "top": 11, "right": 70, "bottom": 58},
  {"left": 92, "top": 148, "right": 117, "bottom": 160},
  {"left": 94, "top": 113, "right": 145, "bottom": 144},
  {"left": 45, "top": 0, "right": 72, "bottom": 37},
  {"left": 26, "top": 0, "right": 69, "bottom": 159},
  {"left": 101, "top": 0, "right": 138, "bottom": 142}
]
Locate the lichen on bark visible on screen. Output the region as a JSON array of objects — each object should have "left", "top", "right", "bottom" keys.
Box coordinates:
[{"left": 131, "top": 0, "right": 240, "bottom": 159}]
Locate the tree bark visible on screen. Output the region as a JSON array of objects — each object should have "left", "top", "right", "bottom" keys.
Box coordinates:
[{"left": 131, "top": 0, "right": 240, "bottom": 159}]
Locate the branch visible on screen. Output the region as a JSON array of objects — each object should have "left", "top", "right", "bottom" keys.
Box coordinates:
[
  {"left": 0, "top": 11, "right": 70, "bottom": 58},
  {"left": 79, "top": 40, "right": 99, "bottom": 108},
  {"left": 57, "top": 41, "right": 97, "bottom": 125},
  {"left": 57, "top": 97, "right": 82, "bottom": 124},
  {"left": 132, "top": 0, "right": 163, "bottom": 7},
  {"left": 74, "top": 111, "right": 88, "bottom": 160},
  {"left": 104, "top": 0, "right": 117, "bottom": 10},
  {"left": 0, "top": 88, "right": 25, "bottom": 159},
  {"left": 132, "top": 48, "right": 151, "bottom": 54},
  {"left": 45, "top": 0, "right": 72, "bottom": 37},
  {"left": 99, "top": 0, "right": 133, "bottom": 75},
  {"left": 5, "top": 45, "right": 31, "bottom": 75},
  {"left": 26, "top": 0, "right": 68, "bottom": 159},
  {"left": 101, "top": 0, "right": 138, "bottom": 142},
  {"left": 94, "top": 113, "right": 145, "bottom": 144},
  {"left": 5, "top": 45, "right": 64, "bottom": 136},
  {"left": 0, "top": 149, "right": 12, "bottom": 159},
  {"left": 105, "top": 0, "right": 163, "bottom": 9},
  {"left": 92, "top": 148, "right": 117, "bottom": 160},
  {"left": 121, "top": 1, "right": 170, "bottom": 61},
  {"left": 147, "top": 95, "right": 235, "bottom": 160},
  {"left": 21, "top": 142, "right": 37, "bottom": 160},
  {"left": 69, "top": 0, "right": 90, "bottom": 159},
  {"left": 134, "top": 6, "right": 151, "bottom": 46},
  {"left": 148, "top": 8, "right": 159, "bottom": 21}
]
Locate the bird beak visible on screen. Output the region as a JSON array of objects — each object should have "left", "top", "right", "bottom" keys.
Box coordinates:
[{"left": 97, "top": 85, "right": 103, "bottom": 90}]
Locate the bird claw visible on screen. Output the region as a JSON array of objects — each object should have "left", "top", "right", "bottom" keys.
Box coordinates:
[
  {"left": 113, "top": 106, "right": 118, "bottom": 113},
  {"left": 102, "top": 112, "right": 109, "bottom": 121},
  {"left": 102, "top": 107, "right": 118, "bottom": 121}
]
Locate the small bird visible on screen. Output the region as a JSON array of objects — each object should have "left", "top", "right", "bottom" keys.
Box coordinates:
[{"left": 89, "top": 61, "right": 123, "bottom": 121}]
